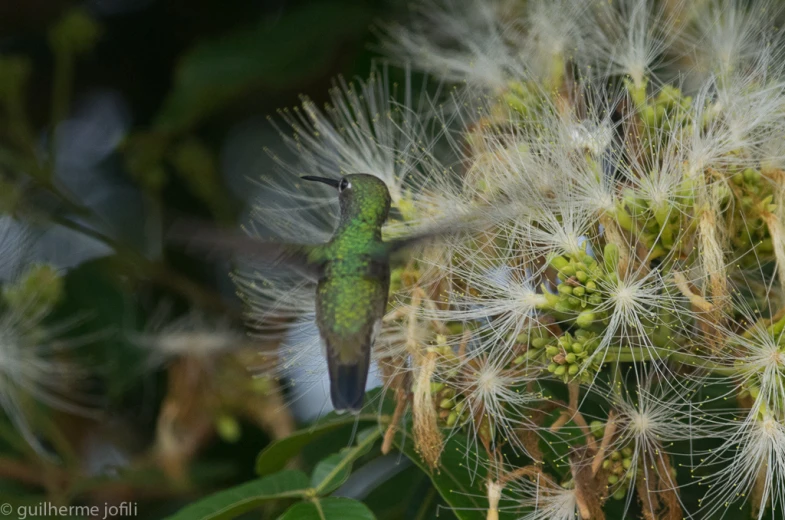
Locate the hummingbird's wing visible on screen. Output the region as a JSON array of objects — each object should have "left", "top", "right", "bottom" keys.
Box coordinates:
[
  {"left": 381, "top": 212, "right": 490, "bottom": 260},
  {"left": 167, "top": 219, "right": 326, "bottom": 279}
]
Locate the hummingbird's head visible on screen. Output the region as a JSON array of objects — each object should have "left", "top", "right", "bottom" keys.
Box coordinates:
[{"left": 302, "top": 174, "right": 391, "bottom": 227}]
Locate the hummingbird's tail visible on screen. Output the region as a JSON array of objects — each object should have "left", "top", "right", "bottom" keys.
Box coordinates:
[{"left": 328, "top": 355, "right": 370, "bottom": 413}]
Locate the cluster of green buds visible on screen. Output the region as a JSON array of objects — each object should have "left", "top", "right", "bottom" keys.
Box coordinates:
[
  {"left": 425, "top": 339, "right": 465, "bottom": 428},
  {"left": 547, "top": 247, "right": 606, "bottom": 326},
  {"left": 638, "top": 84, "right": 692, "bottom": 132},
  {"left": 527, "top": 330, "right": 601, "bottom": 384},
  {"left": 431, "top": 381, "right": 469, "bottom": 428},
  {"left": 728, "top": 165, "right": 776, "bottom": 267},
  {"left": 590, "top": 421, "right": 634, "bottom": 500},
  {"left": 616, "top": 184, "right": 694, "bottom": 260}
]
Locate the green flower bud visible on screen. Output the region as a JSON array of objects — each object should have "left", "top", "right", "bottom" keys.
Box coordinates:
[
  {"left": 572, "top": 286, "right": 585, "bottom": 297},
  {"left": 585, "top": 280, "right": 597, "bottom": 293},
  {"left": 590, "top": 420, "right": 605, "bottom": 438},
  {"left": 743, "top": 167, "right": 760, "bottom": 184},
  {"left": 560, "top": 264, "right": 576, "bottom": 277},
  {"left": 568, "top": 364, "right": 579, "bottom": 376},
  {"left": 547, "top": 363, "right": 558, "bottom": 373},
  {"left": 558, "top": 284, "right": 573, "bottom": 295},
  {"left": 565, "top": 353, "right": 577, "bottom": 364},
  {"left": 607, "top": 474, "right": 619, "bottom": 485},
  {"left": 575, "top": 270, "right": 589, "bottom": 283},
  {"left": 602, "top": 459, "right": 612, "bottom": 469},
  {"left": 572, "top": 344, "right": 584, "bottom": 354},
  {"left": 548, "top": 255, "right": 569, "bottom": 271},
  {"left": 612, "top": 488, "right": 626, "bottom": 500},
  {"left": 576, "top": 311, "right": 596, "bottom": 328},
  {"left": 216, "top": 414, "right": 241, "bottom": 443},
  {"left": 531, "top": 337, "right": 548, "bottom": 349},
  {"left": 622, "top": 458, "right": 632, "bottom": 469},
  {"left": 430, "top": 382, "right": 445, "bottom": 393},
  {"left": 554, "top": 365, "right": 567, "bottom": 376},
  {"left": 446, "top": 411, "right": 458, "bottom": 427},
  {"left": 546, "top": 346, "right": 560, "bottom": 357},
  {"left": 440, "top": 398, "right": 455, "bottom": 409}
]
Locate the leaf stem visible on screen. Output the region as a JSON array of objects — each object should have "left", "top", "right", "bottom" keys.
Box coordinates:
[{"left": 603, "top": 346, "right": 738, "bottom": 376}]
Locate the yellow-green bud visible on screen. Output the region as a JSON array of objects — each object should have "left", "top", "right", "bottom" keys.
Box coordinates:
[
  {"left": 531, "top": 337, "right": 548, "bottom": 349},
  {"left": 743, "top": 167, "right": 760, "bottom": 184},
  {"left": 590, "top": 420, "right": 605, "bottom": 438},
  {"left": 216, "top": 415, "right": 241, "bottom": 443},
  {"left": 576, "top": 311, "right": 596, "bottom": 328}
]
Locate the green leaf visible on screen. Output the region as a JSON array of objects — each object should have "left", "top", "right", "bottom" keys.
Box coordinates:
[
  {"left": 165, "top": 470, "right": 309, "bottom": 520},
  {"left": 278, "top": 498, "right": 376, "bottom": 520},
  {"left": 393, "top": 430, "right": 488, "bottom": 520},
  {"left": 311, "top": 426, "right": 381, "bottom": 494},
  {"left": 256, "top": 414, "right": 377, "bottom": 476},
  {"left": 310, "top": 453, "right": 352, "bottom": 494},
  {"left": 256, "top": 387, "right": 391, "bottom": 476},
  {"left": 154, "top": 2, "right": 373, "bottom": 133}
]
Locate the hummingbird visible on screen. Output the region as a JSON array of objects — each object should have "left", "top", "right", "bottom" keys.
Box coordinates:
[
  {"left": 173, "top": 173, "right": 454, "bottom": 412},
  {"left": 299, "top": 173, "right": 393, "bottom": 413}
]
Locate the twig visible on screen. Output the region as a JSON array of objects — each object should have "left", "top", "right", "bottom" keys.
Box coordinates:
[{"left": 591, "top": 412, "right": 617, "bottom": 476}]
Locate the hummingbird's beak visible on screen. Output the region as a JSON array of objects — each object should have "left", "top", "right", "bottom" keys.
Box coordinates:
[{"left": 301, "top": 176, "right": 341, "bottom": 189}]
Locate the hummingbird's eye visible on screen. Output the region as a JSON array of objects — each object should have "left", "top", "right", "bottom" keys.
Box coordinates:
[{"left": 338, "top": 178, "right": 351, "bottom": 192}]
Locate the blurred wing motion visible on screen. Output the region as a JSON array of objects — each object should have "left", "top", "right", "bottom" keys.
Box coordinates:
[
  {"left": 167, "top": 219, "right": 325, "bottom": 280},
  {"left": 381, "top": 210, "right": 491, "bottom": 259}
]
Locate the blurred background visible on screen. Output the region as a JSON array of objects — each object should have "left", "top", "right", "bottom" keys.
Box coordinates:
[{"left": 0, "top": 0, "right": 411, "bottom": 517}]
